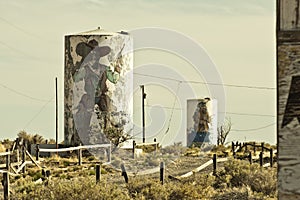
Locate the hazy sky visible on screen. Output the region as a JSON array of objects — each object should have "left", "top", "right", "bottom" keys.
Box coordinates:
[{"left": 0, "top": 0, "right": 276, "bottom": 145}]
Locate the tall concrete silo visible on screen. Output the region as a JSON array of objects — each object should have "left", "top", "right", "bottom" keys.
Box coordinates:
[{"left": 64, "top": 27, "right": 133, "bottom": 146}]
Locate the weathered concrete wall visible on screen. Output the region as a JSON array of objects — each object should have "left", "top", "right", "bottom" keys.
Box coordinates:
[
  {"left": 278, "top": 0, "right": 300, "bottom": 199},
  {"left": 278, "top": 44, "right": 300, "bottom": 197},
  {"left": 64, "top": 29, "right": 133, "bottom": 146}
]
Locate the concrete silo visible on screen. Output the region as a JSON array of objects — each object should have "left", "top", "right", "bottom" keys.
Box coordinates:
[
  {"left": 186, "top": 98, "right": 218, "bottom": 147},
  {"left": 64, "top": 28, "right": 133, "bottom": 146}
]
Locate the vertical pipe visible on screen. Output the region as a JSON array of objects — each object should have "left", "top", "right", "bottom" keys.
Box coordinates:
[
  {"left": 141, "top": 85, "right": 145, "bottom": 143},
  {"left": 55, "top": 77, "right": 58, "bottom": 152}
]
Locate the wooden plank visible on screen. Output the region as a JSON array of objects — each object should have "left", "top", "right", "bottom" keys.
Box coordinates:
[
  {"left": 0, "top": 152, "right": 11, "bottom": 156},
  {"left": 25, "top": 150, "right": 41, "bottom": 169},
  {"left": 39, "top": 143, "right": 111, "bottom": 152},
  {"left": 180, "top": 157, "right": 228, "bottom": 178}
]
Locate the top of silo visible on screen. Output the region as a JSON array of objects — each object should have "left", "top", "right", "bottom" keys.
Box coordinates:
[{"left": 67, "top": 27, "right": 118, "bottom": 36}]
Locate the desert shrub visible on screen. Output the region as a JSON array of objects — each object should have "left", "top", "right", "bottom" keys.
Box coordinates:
[
  {"left": 214, "top": 159, "right": 277, "bottom": 198},
  {"left": 13, "top": 177, "right": 130, "bottom": 200}
]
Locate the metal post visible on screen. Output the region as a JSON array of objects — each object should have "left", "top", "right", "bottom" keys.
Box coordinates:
[
  {"left": 55, "top": 77, "right": 58, "bottom": 152},
  {"left": 141, "top": 85, "right": 146, "bottom": 143}
]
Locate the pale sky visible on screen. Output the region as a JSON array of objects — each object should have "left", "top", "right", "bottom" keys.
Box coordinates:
[{"left": 0, "top": 0, "right": 276, "bottom": 145}]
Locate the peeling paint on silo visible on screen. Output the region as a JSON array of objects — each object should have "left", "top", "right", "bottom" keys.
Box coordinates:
[{"left": 64, "top": 28, "right": 133, "bottom": 146}]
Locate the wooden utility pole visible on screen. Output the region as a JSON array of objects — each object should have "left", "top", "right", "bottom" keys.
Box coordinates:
[
  {"left": 278, "top": 0, "right": 300, "bottom": 198},
  {"left": 55, "top": 77, "right": 58, "bottom": 151},
  {"left": 141, "top": 85, "right": 146, "bottom": 143}
]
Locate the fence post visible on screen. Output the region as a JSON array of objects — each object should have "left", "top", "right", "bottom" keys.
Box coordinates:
[
  {"left": 259, "top": 152, "right": 263, "bottom": 167},
  {"left": 17, "top": 148, "right": 20, "bottom": 167},
  {"left": 121, "top": 164, "right": 128, "bottom": 183},
  {"left": 36, "top": 144, "right": 39, "bottom": 161},
  {"left": 213, "top": 154, "right": 217, "bottom": 175},
  {"left": 154, "top": 138, "right": 157, "bottom": 152},
  {"left": 96, "top": 164, "right": 101, "bottom": 183},
  {"left": 132, "top": 140, "right": 135, "bottom": 159},
  {"left": 261, "top": 142, "right": 264, "bottom": 154},
  {"left": 160, "top": 162, "right": 165, "bottom": 185},
  {"left": 78, "top": 148, "right": 82, "bottom": 166},
  {"left": 3, "top": 172, "right": 9, "bottom": 200},
  {"left": 245, "top": 143, "right": 248, "bottom": 151},
  {"left": 107, "top": 142, "right": 111, "bottom": 163},
  {"left": 249, "top": 152, "right": 252, "bottom": 164},
  {"left": 270, "top": 149, "right": 273, "bottom": 167},
  {"left": 6, "top": 149, "right": 10, "bottom": 171},
  {"left": 22, "top": 146, "right": 26, "bottom": 173},
  {"left": 232, "top": 142, "right": 235, "bottom": 157}
]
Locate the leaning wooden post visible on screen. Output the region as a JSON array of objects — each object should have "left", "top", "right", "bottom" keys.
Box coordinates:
[
  {"left": 3, "top": 172, "right": 10, "bottom": 200},
  {"left": 160, "top": 162, "right": 165, "bottom": 185},
  {"left": 213, "top": 154, "right": 217, "bottom": 175},
  {"left": 96, "top": 164, "right": 101, "bottom": 183},
  {"left": 259, "top": 152, "right": 263, "bottom": 167},
  {"left": 36, "top": 144, "right": 39, "bottom": 161},
  {"left": 22, "top": 146, "right": 26, "bottom": 173},
  {"left": 121, "top": 164, "right": 128, "bottom": 183},
  {"left": 249, "top": 152, "right": 252, "bottom": 164},
  {"left": 78, "top": 148, "right": 82, "bottom": 166},
  {"left": 270, "top": 148, "right": 273, "bottom": 167},
  {"left": 6, "top": 149, "right": 10, "bottom": 171},
  {"left": 132, "top": 140, "right": 135, "bottom": 159}
]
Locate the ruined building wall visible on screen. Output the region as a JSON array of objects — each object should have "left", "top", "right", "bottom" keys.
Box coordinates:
[{"left": 278, "top": 0, "right": 300, "bottom": 199}]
